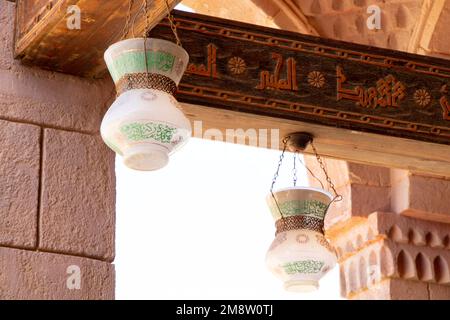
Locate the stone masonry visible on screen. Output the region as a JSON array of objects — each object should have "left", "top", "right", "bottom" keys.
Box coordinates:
[
  {"left": 0, "top": 0, "right": 115, "bottom": 299},
  {"left": 306, "top": 156, "right": 450, "bottom": 300}
]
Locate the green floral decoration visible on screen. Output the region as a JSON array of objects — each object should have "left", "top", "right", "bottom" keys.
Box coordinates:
[
  {"left": 111, "top": 51, "right": 175, "bottom": 82},
  {"left": 282, "top": 260, "right": 324, "bottom": 275},
  {"left": 121, "top": 122, "right": 177, "bottom": 143},
  {"left": 277, "top": 200, "right": 328, "bottom": 220}
]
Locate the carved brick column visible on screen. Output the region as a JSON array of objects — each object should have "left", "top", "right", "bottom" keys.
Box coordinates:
[{"left": 305, "top": 156, "right": 450, "bottom": 300}]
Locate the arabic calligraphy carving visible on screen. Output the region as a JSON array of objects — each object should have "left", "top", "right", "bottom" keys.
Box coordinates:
[
  {"left": 337, "top": 66, "right": 406, "bottom": 108},
  {"left": 186, "top": 43, "right": 218, "bottom": 78},
  {"left": 440, "top": 85, "right": 450, "bottom": 121},
  {"left": 257, "top": 53, "right": 298, "bottom": 91}
]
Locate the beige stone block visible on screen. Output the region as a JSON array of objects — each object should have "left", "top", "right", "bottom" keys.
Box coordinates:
[
  {"left": 352, "top": 280, "right": 391, "bottom": 300},
  {"left": 40, "top": 129, "right": 115, "bottom": 261},
  {"left": 391, "top": 170, "right": 450, "bottom": 224},
  {"left": 0, "top": 119, "right": 40, "bottom": 248},
  {"left": 429, "top": 283, "right": 450, "bottom": 300},
  {"left": 389, "top": 279, "right": 429, "bottom": 300},
  {"left": 305, "top": 156, "right": 390, "bottom": 189},
  {"left": 326, "top": 184, "right": 391, "bottom": 229},
  {"left": 0, "top": 247, "right": 114, "bottom": 300},
  {"left": 351, "top": 279, "right": 430, "bottom": 300}
]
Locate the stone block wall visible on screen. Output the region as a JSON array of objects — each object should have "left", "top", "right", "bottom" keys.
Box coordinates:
[
  {"left": 0, "top": 0, "right": 115, "bottom": 299},
  {"left": 305, "top": 155, "right": 450, "bottom": 300}
]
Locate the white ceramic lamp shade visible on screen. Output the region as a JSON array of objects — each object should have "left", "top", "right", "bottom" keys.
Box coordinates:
[
  {"left": 266, "top": 187, "right": 337, "bottom": 292},
  {"left": 101, "top": 38, "right": 191, "bottom": 171}
]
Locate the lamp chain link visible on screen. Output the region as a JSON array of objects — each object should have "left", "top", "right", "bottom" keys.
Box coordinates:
[
  {"left": 270, "top": 136, "right": 289, "bottom": 219},
  {"left": 121, "top": 0, "right": 135, "bottom": 40},
  {"left": 293, "top": 153, "right": 298, "bottom": 187},
  {"left": 310, "top": 141, "right": 343, "bottom": 203},
  {"left": 270, "top": 136, "right": 343, "bottom": 221},
  {"left": 164, "top": 0, "right": 182, "bottom": 47},
  {"left": 121, "top": 0, "right": 181, "bottom": 47},
  {"left": 143, "top": 0, "right": 150, "bottom": 38}
]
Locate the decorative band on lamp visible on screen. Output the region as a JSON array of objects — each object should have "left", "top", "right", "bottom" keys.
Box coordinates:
[
  {"left": 275, "top": 215, "right": 324, "bottom": 234},
  {"left": 266, "top": 187, "right": 337, "bottom": 292},
  {"left": 116, "top": 73, "right": 178, "bottom": 96},
  {"left": 101, "top": 38, "right": 191, "bottom": 171}
]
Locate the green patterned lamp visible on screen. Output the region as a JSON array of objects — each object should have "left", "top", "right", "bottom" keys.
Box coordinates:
[
  {"left": 265, "top": 133, "right": 341, "bottom": 292},
  {"left": 101, "top": 37, "right": 190, "bottom": 171}
]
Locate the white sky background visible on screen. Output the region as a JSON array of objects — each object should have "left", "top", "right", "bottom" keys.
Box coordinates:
[
  {"left": 116, "top": 138, "right": 341, "bottom": 300},
  {"left": 115, "top": 3, "right": 341, "bottom": 300}
]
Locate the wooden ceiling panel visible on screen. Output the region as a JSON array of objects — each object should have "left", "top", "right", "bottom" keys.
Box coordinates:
[{"left": 14, "top": 0, "right": 181, "bottom": 77}]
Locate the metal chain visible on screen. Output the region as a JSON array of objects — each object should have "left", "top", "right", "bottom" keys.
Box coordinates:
[
  {"left": 120, "top": 0, "right": 181, "bottom": 46},
  {"left": 143, "top": 0, "right": 150, "bottom": 38},
  {"left": 270, "top": 136, "right": 289, "bottom": 193},
  {"left": 310, "top": 141, "right": 343, "bottom": 203},
  {"left": 297, "top": 156, "right": 325, "bottom": 190},
  {"left": 270, "top": 136, "right": 290, "bottom": 219},
  {"left": 164, "top": 0, "right": 182, "bottom": 47},
  {"left": 293, "top": 153, "right": 298, "bottom": 187},
  {"left": 121, "top": 0, "right": 135, "bottom": 40}
]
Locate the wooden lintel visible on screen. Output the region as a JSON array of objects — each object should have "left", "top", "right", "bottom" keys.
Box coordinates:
[
  {"left": 181, "top": 102, "right": 450, "bottom": 177},
  {"left": 14, "top": 0, "right": 181, "bottom": 77},
  {"left": 148, "top": 11, "right": 450, "bottom": 176}
]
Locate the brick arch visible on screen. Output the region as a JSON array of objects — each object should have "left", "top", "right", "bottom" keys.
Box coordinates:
[
  {"left": 433, "top": 256, "right": 450, "bottom": 284},
  {"left": 380, "top": 246, "right": 394, "bottom": 277},
  {"left": 415, "top": 252, "right": 433, "bottom": 281},
  {"left": 348, "top": 260, "right": 360, "bottom": 294},
  {"left": 388, "top": 225, "right": 405, "bottom": 243},
  {"left": 425, "top": 232, "right": 442, "bottom": 248},
  {"left": 397, "top": 250, "right": 415, "bottom": 279},
  {"left": 359, "top": 256, "right": 368, "bottom": 289},
  {"left": 408, "top": 229, "right": 425, "bottom": 246}
]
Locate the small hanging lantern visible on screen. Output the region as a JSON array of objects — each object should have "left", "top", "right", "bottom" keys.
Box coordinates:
[
  {"left": 265, "top": 133, "right": 342, "bottom": 292},
  {"left": 101, "top": 0, "right": 191, "bottom": 171}
]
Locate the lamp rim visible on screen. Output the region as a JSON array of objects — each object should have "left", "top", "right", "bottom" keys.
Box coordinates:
[
  {"left": 267, "top": 186, "right": 333, "bottom": 201},
  {"left": 104, "top": 37, "right": 189, "bottom": 62}
]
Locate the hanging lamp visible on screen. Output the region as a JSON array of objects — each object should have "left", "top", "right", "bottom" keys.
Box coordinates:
[
  {"left": 101, "top": 0, "right": 191, "bottom": 171},
  {"left": 265, "top": 133, "right": 342, "bottom": 292}
]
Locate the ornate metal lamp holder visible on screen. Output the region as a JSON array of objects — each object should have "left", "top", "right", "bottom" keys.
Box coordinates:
[
  {"left": 100, "top": 0, "right": 191, "bottom": 171},
  {"left": 265, "top": 132, "right": 342, "bottom": 292}
]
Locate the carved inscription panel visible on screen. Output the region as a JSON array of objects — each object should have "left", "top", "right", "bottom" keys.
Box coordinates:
[{"left": 150, "top": 11, "right": 450, "bottom": 145}]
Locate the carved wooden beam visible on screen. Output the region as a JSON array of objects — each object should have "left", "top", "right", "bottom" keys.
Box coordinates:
[
  {"left": 13, "top": 4, "right": 450, "bottom": 175},
  {"left": 149, "top": 11, "right": 450, "bottom": 176},
  {"left": 14, "top": 0, "right": 181, "bottom": 77}
]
